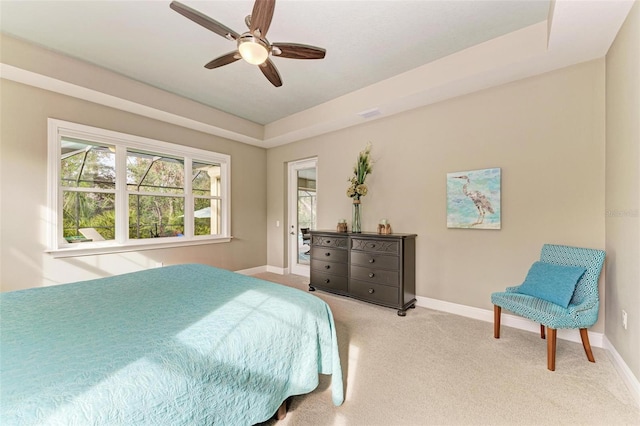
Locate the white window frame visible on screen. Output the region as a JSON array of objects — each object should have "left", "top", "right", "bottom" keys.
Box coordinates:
[{"left": 47, "top": 119, "right": 231, "bottom": 258}]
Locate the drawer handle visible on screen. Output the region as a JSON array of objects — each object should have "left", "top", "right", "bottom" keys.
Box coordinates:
[
  {"left": 324, "top": 279, "right": 330, "bottom": 284},
  {"left": 368, "top": 258, "right": 375, "bottom": 263},
  {"left": 325, "top": 252, "right": 331, "bottom": 257},
  {"left": 368, "top": 288, "right": 374, "bottom": 294},
  {"left": 371, "top": 244, "right": 376, "bottom": 248},
  {"left": 325, "top": 265, "right": 331, "bottom": 270},
  {"left": 326, "top": 240, "right": 331, "bottom": 244},
  {"left": 368, "top": 272, "right": 375, "bottom": 278}
]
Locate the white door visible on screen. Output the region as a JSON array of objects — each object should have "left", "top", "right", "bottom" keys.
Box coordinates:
[{"left": 288, "top": 158, "right": 317, "bottom": 276}]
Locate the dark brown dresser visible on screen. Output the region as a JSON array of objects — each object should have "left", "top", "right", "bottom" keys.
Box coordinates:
[{"left": 309, "top": 231, "right": 417, "bottom": 316}]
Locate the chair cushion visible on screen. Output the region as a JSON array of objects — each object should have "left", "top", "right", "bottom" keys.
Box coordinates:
[{"left": 516, "top": 261, "right": 587, "bottom": 308}]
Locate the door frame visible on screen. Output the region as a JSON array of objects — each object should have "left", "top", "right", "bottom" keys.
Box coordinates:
[{"left": 287, "top": 158, "right": 317, "bottom": 276}]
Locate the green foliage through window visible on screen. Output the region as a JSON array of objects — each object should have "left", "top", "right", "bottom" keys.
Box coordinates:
[
  {"left": 61, "top": 139, "right": 116, "bottom": 242},
  {"left": 57, "top": 131, "right": 226, "bottom": 245}
]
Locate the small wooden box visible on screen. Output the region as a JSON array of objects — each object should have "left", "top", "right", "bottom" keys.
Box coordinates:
[{"left": 377, "top": 223, "right": 392, "bottom": 234}]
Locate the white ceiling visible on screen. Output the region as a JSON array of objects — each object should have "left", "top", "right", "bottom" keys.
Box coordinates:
[
  {"left": 1, "top": 0, "right": 550, "bottom": 125},
  {"left": 0, "top": 1, "right": 634, "bottom": 148}
]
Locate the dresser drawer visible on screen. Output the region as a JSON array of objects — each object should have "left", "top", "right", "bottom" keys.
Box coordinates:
[
  {"left": 350, "top": 265, "right": 399, "bottom": 287},
  {"left": 349, "top": 279, "right": 399, "bottom": 306},
  {"left": 310, "top": 271, "right": 348, "bottom": 292},
  {"left": 350, "top": 251, "right": 399, "bottom": 271},
  {"left": 312, "top": 259, "right": 348, "bottom": 277},
  {"left": 312, "top": 235, "right": 348, "bottom": 249},
  {"left": 351, "top": 238, "right": 399, "bottom": 255},
  {"left": 311, "top": 247, "right": 348, "bottom": 263},
  {"left": 308, "top": 231, "right": 416, "bottom": 315}
]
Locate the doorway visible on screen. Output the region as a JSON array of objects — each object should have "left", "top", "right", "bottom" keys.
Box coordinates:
[{"left": 288, "top": 158, "right": 317, "bottom": 276}]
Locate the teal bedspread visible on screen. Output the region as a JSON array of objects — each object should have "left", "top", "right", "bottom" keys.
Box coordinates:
[{"left": 0, "top": 264, "right": 343, "bottom": 425}]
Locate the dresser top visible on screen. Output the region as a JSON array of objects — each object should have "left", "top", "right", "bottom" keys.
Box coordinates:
[{"left": 309, "top": 230, "right": 417, "bottom": 239}]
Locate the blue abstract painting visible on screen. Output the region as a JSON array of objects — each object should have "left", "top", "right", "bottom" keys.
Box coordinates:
[{"left": 447, "top": 168, "right": 501, "bottom": 229}]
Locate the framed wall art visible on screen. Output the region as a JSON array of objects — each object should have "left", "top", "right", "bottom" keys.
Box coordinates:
[{"left": 447, "top": 168, "right": 501, "bottom": 229}]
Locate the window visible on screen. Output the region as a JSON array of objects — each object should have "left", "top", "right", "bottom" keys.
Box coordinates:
[
  {"left": 48, "top": 119, "right": 230, "bottom": 257},
  {"left": 126, "top": 150, "right": 185, "bottom": 239}
]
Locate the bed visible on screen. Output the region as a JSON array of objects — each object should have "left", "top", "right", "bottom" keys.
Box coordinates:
[{"left": 0, "top": 264, "right": 343, "bottom": 425}]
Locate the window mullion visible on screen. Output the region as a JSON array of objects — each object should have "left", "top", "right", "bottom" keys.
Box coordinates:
[
  {"left": 61, "top": 187, "right": 116, "bottom": 194},
  {"left": 48, "top": 124, "right": 63, "bottom": 249},
  {"left": 221, "top": 161, "right": 230, "bottom": 238},
  {"left": 128, "top": 190, "right": 184, "bottom": 198},
  {"left": 184, "top": 157, "right": 194, "bottom": 238},
  {"left": 115, "top": 146, "right": 128, "bottom": 243}
]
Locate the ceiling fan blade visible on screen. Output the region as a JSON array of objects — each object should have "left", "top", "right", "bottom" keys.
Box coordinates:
[
  {"left": 259, "top": 59, "right": 282, "bottom": 87},
  {"left": 249, "top": 0, "right": 276, "bottom": 38},
  {"left": 204, "top": 52, "right": 241, "bottom": 69},
  {"left": 170, "top": 1, "right": 239, "bottom": 40},
  {"left": 272, "top": 43, "right": 326, "bottom": 60}
]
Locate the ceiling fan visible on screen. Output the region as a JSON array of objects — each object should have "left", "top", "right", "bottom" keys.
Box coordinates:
[{"left": 170, "top": 0, "right": 326, "bottom": 87}]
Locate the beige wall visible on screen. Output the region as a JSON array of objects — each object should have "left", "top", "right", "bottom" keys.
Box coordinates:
[
  {"left": 268, "top": 59, "right": 606, "bottom": 331},
  {"left": 605, "top": 1, "right": 640, "bottom": 382},
  {"left": 0, "top": 9, "right": 634, "bottom": 385},
  {"left": 0, "top": 80, "right": 267, "bottom": 291}
]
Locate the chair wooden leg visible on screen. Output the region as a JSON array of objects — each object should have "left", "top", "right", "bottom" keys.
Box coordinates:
[
  {"left": 494, "top": 305, "right": 501, "bottom": 338},
  {"left": 580, "top": 328, "right": 595, "bottom": 363},
  {"left": 540, "top": 324, "right": 546, "bottom": 339},
  {"left": 547, "top": 327, "right": 557, "bottom": 371}
]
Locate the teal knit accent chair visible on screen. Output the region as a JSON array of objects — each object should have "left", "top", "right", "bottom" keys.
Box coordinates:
[{"left": 491, "top": 244, "right": 605, "bottom": 371}]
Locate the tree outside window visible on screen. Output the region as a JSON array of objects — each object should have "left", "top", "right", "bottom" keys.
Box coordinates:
[{"left": 50, "top": 119, "right": 230, "bottom": 254}]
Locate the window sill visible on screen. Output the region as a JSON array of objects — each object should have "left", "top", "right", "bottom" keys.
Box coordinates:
[{"left": 46, "top": 236, "right": 233, "bottom": 258}]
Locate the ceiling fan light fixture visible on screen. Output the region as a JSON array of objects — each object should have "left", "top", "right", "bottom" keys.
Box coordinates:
[
  {"left": 238, "top": 34, "right": 269, "bottom": 65},
  {"left": 170, "top": 1, "right": 325, "bottom": 87}
]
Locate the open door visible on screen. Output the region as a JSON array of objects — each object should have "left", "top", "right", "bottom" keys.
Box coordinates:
[{"left": 288, "top": 158, "right": 317, "bottom": 276}]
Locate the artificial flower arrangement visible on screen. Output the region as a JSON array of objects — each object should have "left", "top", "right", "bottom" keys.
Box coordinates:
[{"left": 346, "top": 143, "right": 373, "bottom": 201}]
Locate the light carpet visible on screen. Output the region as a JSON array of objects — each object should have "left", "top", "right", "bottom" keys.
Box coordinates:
[{"left": 253, "top": 272, "right": 640, "bottom": 426}]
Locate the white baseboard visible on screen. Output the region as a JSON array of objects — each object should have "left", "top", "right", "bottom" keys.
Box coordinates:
[
  {"left": 415, "top": 295, "right": 640, "bottom": 407},
  {"left": 603, "top": 336, "right": 640, "bottom": 408},
  {"left": 266, "top": 265, "right": 287, "bottom": 275},
  {"left": 415, "top": 295, "right": 604, "bottom": 346},
  {"left": 236, "top": 265, "right": 288, "bottom": 275},
  {"left": 234, "top": 265, "right": 268, "bottom": 275}
]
